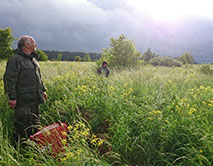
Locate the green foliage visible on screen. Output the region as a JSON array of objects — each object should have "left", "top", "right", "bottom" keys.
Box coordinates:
[
  {"left": 75, "top": 56, "right": 82, "bottom": 62},
  {"left": 57, "top": 53, "right": 62, "bottom": 61},
  {"left": 0, "top": 62, "right": 213, "bottom": 165},
  {"left": 200, "top": 64, "right": 213, "bottom": 75},
  {"left": 0, "top": 27, "right": 15, "bottom": 60},
  {"left": 143, "top": 48, "right": 158, "bottom": 62},
  {"left": 177, "top": 52, "right": 195, "bottom": 64},
  {"left": 149, "top": 57, "right": 183, "bottom": 67},
  {"left": 44, "top": 50, "right": 101, "bottom": 61},
  {"left": 0, "top": 120, "right": 19, "bottom": 165},
  {"left": 36, "top": 49, "right": 48, "bottom": 61},
  {"left": 83, "top": 53, "right": 91, "bottom": 62},
  {"left": 99, "top": 34, "right": 142, "bottom": 68},
  {"left": 96, "top": 48, "right": 113, "bottom": 67}
]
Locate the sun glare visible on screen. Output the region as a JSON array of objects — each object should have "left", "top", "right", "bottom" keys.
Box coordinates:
[{"left": 128, "top": 0, "right": 213, "bottom": 21}]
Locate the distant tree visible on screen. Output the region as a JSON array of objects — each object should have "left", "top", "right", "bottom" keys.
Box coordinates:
[
  {"left": 177, "top": 52, "right": 195, "bottom": 64},
  {"left": 75, "top": 56, "right": 82, "bottom": 62},
  {"left": 0, "top": 27, "right": 15, "bottom": 60},
  {"left": 200, "top": 64, "right": 213, "bottom": 75},
  {"left": 98, "top": 34, "right": 141, "bottom": 68},
  {"left": 36, "top": 49, "right": 48, "bottom": 61},
  {"left": 83, "top": 53, "right": 91, "bottom": 62},
  {"left": 97, "top": 48, "right": 114, "bottom": 67},
  {"left": 57, "top": 53, "right": 62, "bottom": 61},
  {"left": 143, "top": 48, "right": 158, "bottom": 62},
  {"left": 149, "top": 57, "right": 183, "bottom": 67},
  {"left": 43, "top": 50, "right": 101, "bottom": 61}
]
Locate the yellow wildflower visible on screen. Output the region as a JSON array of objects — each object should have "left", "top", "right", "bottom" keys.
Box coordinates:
[
  {"left": 97, "top": 139, "right": 104, "bottom": 146},
  {"left": 206, "top": 86, "right": 211, "bottom": 91},
  {"left": 62, "top": 131, "right": 67, "bottom": 136},
  {"left": 107, "top": 85, "right": 115, "bottom": 91},
  {"left": 76, "top": 149, "right": 82, "bottom": 155},
  {"left": 68, "top": 137, "right": 73, "bottom": 143},
  {"left": 75, "top": 123, "right": 80, "bottom": 129},
  {"left": 0, "top": 80, "right": 3, "bottom": 89},
  {"left": 129, "top": 88, "right": 133, "bottom": 93},
  {"left": 79, "top": 122, "right": 86, "bottom": 128},
  {"left": 61, "top": 157, "right": 67, "bottom": 162},
  {"left": 92, "top": 134, "right": 96, "bottom": 138},
  {"left": 188, "top": 108, "right": 197, "bottom": 115},
  {"left": 91, "top": 138, "right": 97, "bottom": 144},
  {"left": 60, "top": 152, "right": 74, "bottom": 162},
  {"left": 68, "top": 125, "right": 73, "bottom": 130},
  {"left": 150, "top": 110, "right": 162, "bottom": 115},
  {"left": 208, "top": 103, "right": 213, "bottom": 107},
  {"left": 61, "top": 139, "right": 67, "bottom": 145},
  {"left": 200, "top": 86, "right": 205, "bottom": 89},
  {"left": 66, "top": 152, "right": 73, "bottom": 158},
  {"left": 81, "top": 130, "right": 90, "bottom": 137}
]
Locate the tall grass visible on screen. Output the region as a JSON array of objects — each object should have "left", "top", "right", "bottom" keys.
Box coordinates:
[{"left": 0, "top": 61, "right": 212, "bottom": 165}]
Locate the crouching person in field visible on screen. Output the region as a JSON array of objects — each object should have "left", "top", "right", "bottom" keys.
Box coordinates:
[
  {"left": 3, "top": 35, "right": 47, "bottom": 145},
  {"left": 97, "top": 61, "right": 110, "bottom": 78}
]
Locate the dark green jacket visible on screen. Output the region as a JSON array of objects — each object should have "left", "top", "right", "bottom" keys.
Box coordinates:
[
  {"left": 97, "top": 66, "right": 110, "bottom": 78},
  {"left": 3, "top": 49, "right": 46, "bottom": 107}
]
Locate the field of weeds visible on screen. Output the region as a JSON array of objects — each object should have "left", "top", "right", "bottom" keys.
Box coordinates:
[{"left": 0, "top": 61, "right": 212, "bottom": 165}]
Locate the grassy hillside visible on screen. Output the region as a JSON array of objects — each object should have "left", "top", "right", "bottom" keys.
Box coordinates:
[{"left": 0, "top": 61, "right": 212, "bottom": 165}]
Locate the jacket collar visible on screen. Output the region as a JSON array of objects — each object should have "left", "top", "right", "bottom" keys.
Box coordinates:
[{"left": 14, "top": 48, "right": 38, "bottom": 59}]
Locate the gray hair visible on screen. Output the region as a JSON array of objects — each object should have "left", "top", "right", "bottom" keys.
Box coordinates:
[{"left": 17, "top": 35, "right": 32, "bottom": 49}]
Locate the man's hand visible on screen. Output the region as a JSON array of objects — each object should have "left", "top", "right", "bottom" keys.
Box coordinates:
[
  {"left": 44, "top": 92, "right": 47, "bottom": 101},
  {"left": 8, "top": 100, "right": 17, "bottom": 109}
]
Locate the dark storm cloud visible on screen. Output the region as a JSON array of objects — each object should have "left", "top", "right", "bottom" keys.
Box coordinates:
[
  {"left": 0, "top": 0, "right": 138, "bottom": 52},
  {"left": 0, "top": 0, "right": 113, "bottom": 51},
  {"left": 0, "top": 0, "right": 213, "bottom": 62}
]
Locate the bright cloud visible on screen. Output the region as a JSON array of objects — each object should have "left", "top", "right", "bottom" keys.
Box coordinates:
[{"left": 127, "top": 0, "right": 213, "bottom": 21}]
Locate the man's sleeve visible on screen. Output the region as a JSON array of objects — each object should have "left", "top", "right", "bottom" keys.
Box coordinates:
[
  {"left": 40, "top": 77, "right": 46, "bottom": 92},
  {"left": 3, "top": 57, "right": 20, "bottom": 100},
  {"left": 97, "top": 67, "right": 102, "bottom": 75},
  {"left": 106, "top": 68, "right": 110, "bottom": 77},
  {"left": 38, "top": 67, "right": 46, "bottom": 92},
  {"left": 32, "top": 58, "right": 46, "bottom": 92}
]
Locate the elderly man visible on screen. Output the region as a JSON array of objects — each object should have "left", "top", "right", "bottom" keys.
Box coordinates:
[{"left": 3, "top": 35, "right": 47, "bottom": 143}]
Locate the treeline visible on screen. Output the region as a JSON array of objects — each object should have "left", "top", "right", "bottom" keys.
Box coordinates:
[
  {"left": 43, "top": 50, "right": 101, "bottom": 61},
  {"left": 98, "top": 34, "right": 196, "bottom": 68},
  {"left": 143, "top": 48, "right": 196, "bottom": 67}
]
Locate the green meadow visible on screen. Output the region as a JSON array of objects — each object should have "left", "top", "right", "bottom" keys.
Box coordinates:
[{"left": 0, "top": 61, "right": 212, "bottom": 165}]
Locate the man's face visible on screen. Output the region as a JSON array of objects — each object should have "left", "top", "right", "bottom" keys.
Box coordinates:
[
  {"left": 30, "top": 38, "right": 37, "bottom": 52},
  {"left": 26, "top": 37, "right": 37, "bottom": 53}
]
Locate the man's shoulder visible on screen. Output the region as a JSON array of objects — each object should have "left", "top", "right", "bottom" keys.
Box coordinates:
[
  {"left": 104, "top": 67, "right": 109, "bottom": 71},
  {"left": 10, "top": 53, "right": 23, "bottom": 61},
  {"left": 7, "top": 53, "right": 18, "bottom": 61},
  {"left": 7, "top": 52, "right": 27, "bottom": 67},
  {"left": 13, "top": 49, "right": 26, "bottom": 59},
  {"left": 97, "top": 66, "right": 103, "bottom": 70}
]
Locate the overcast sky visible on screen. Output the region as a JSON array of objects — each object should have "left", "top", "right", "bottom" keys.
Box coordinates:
[{"left": 1, "top": 0, "right": 213, "bottom": 60}]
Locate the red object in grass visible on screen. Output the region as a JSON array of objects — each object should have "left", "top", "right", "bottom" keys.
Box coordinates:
[{"left": 30, "top": 122, "right": 68, "bottom": 156}]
